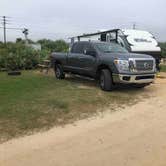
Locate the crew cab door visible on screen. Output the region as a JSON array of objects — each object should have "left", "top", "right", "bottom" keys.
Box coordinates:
[
  {"left": 78, "top": 43, "right": 96, "bottom": 75},
  {"left": 66, "top": 42, "right": 84, "bottom": 73},
  {"left": 67, "top": 42, "right": 96, "bottom": 75}
]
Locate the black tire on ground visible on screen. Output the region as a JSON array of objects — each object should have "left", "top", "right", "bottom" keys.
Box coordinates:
[
  {"left": 55, "top": 64, "right": 65, "bottom": 79},
  {"left": 133, "top": 83, "right": 150, "bottom": 88},
  {"left": 8, "top": 71, "right": 21, "bottom": 76},
  {"left": 99, "top": 69, "right": 114, "bottom": 91}
]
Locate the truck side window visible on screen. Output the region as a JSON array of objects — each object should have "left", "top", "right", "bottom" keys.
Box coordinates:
[
  {"left": 71, "top": 43, "right": 77, "bottom": 53},
  {"left": 83, "top": 43, "right": 96, "bottom": 57},
  {"left": 71, "top": 43, "right": 84, "bottom": 54},
  {"left": 83, "top": 43, "right": 95, "bottom": 55},
  {"left": 101, "top": 33, "right": 106, "bottom": 41}
]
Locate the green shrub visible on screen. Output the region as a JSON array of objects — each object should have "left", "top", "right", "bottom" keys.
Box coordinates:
[
  {"left": 0, "top": 43, "right": 40, "bottom": 70},
  {"left": 0, "top": 39, "right": 69, "bottom": 70},
  {"left": 159, "top": 42, "right": 166, "bottom": 58},
  {"left": 19, "top": 47, "right": 40, "bottom": 69},
  {"left": 0, "top": 48, "right": 8, "bottom": 69},
  {"left": 37, "top": 39, "right": 69, "bottom": 52}
]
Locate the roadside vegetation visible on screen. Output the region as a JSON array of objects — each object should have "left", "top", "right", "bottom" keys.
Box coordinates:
[
  {"left": 0, "top": 39, "right": 69, "bottom": 71},
  {"left": 159, "top": 42, "right": 166, "bottom": 58},
  {"left": 0, "top": 71, "right": 149, "bottom": 143},
  {"left": 159, "top": 42, "right": 166, "bottom": 72}
]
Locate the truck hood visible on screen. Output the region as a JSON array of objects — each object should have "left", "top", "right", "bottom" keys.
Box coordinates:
[{"left": 101, "top": 52, "right": 154, "bottom": 60}]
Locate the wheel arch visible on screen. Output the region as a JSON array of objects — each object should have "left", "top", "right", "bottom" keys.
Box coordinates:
[
  {"left": 53, "top": 60, "right": 62, "bottom": 70},
  {"left": 96, "top": 64, "right": 112, "bottom": 79}
]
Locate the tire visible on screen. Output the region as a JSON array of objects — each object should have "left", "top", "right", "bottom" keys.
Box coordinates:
[
  {"left": 99, "top": 69, "right": 114, "bottom": 91},
  {"left": 133, "top": 83, "right": 150, "bottom": 88},
  {"left": 8, "top": 71, "right": 21, "bottom": 76},
  {"left": 55, "top": 64, "right": 65, "bottom": 79}
]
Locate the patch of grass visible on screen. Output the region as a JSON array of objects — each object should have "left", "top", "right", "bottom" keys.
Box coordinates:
[
  {"left": 160, "top": 65, "right": 166, "bottom": 72},
  {"left": 0, "top": 71, "right": 148, "bottom": 142}
]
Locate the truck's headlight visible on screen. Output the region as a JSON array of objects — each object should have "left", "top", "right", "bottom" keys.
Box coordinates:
[{"left": 114, "top": 59, "right": 129, "bottom": 71}]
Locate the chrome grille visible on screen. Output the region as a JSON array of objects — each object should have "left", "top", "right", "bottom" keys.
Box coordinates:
[{"left": 135, "top": 60, "right": 154, "bottom": 71}]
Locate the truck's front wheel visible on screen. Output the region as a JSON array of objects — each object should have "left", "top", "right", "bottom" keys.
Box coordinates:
[
  {"left": 99, "top": 69, "right": 114, "bottom": 91},
  {"left": 55, "top": 64, "right": 65, "bottom": 79}
]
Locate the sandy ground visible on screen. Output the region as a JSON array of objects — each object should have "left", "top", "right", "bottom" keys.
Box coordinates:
[{"left": 0, "top": 77, "right": 166, "bottom": 166}]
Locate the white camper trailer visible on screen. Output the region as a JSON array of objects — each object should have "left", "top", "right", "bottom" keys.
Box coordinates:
[
  {"left": 120, "top": 29, "right": 161, "bottom": 57},
  {"left": 71, "top": 29, "right": 161, "bottom": 69}
]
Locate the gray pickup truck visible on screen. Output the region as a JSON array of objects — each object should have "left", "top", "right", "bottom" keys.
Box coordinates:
[{"left": 51, "top": 41, "right": 156, "bottom": 91}]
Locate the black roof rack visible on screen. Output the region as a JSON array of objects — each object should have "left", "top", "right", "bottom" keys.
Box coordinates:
[
  {"left": 69, "top": 29, "right": 120, "bottom": 44},
  {"left": 76, "top": 29, "right": 120, "bottom": 38}
]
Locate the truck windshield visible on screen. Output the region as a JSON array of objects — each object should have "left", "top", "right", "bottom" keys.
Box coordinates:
[{"left": 95, "top": 43, "right": 128, "bottom": 53}]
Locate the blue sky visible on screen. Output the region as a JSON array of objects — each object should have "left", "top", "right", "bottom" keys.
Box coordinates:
[{"left": 0, "top": 0, "right": 166, "bottom": 42}]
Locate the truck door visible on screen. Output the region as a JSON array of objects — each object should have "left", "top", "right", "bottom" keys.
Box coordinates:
[
  {"left": 78, "top": 43, "right": 96, "bottom": 76},
  {"left": 67, "top": 42, "right": 84, "bottom": 73},
  {"left": 67, "top": 42, "right": 96, "bottom": 76}
]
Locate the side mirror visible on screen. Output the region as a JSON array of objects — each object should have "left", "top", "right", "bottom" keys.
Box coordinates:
[{"left": 84, "top": 49, "right": 96, "bottom": 57}]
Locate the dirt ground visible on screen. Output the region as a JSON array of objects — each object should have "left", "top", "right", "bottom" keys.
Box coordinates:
[{"left": 0, "top": 77, "right": 166, "bottom": 166}]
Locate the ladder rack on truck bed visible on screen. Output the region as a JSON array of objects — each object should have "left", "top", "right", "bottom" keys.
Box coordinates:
[{"left": 70, "top": 29, "right": 120, "bottom": 45}]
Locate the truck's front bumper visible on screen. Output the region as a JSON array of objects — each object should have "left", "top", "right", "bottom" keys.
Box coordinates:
[{"left": 112, "top": 73, "right": 155, "bottom": 84}]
